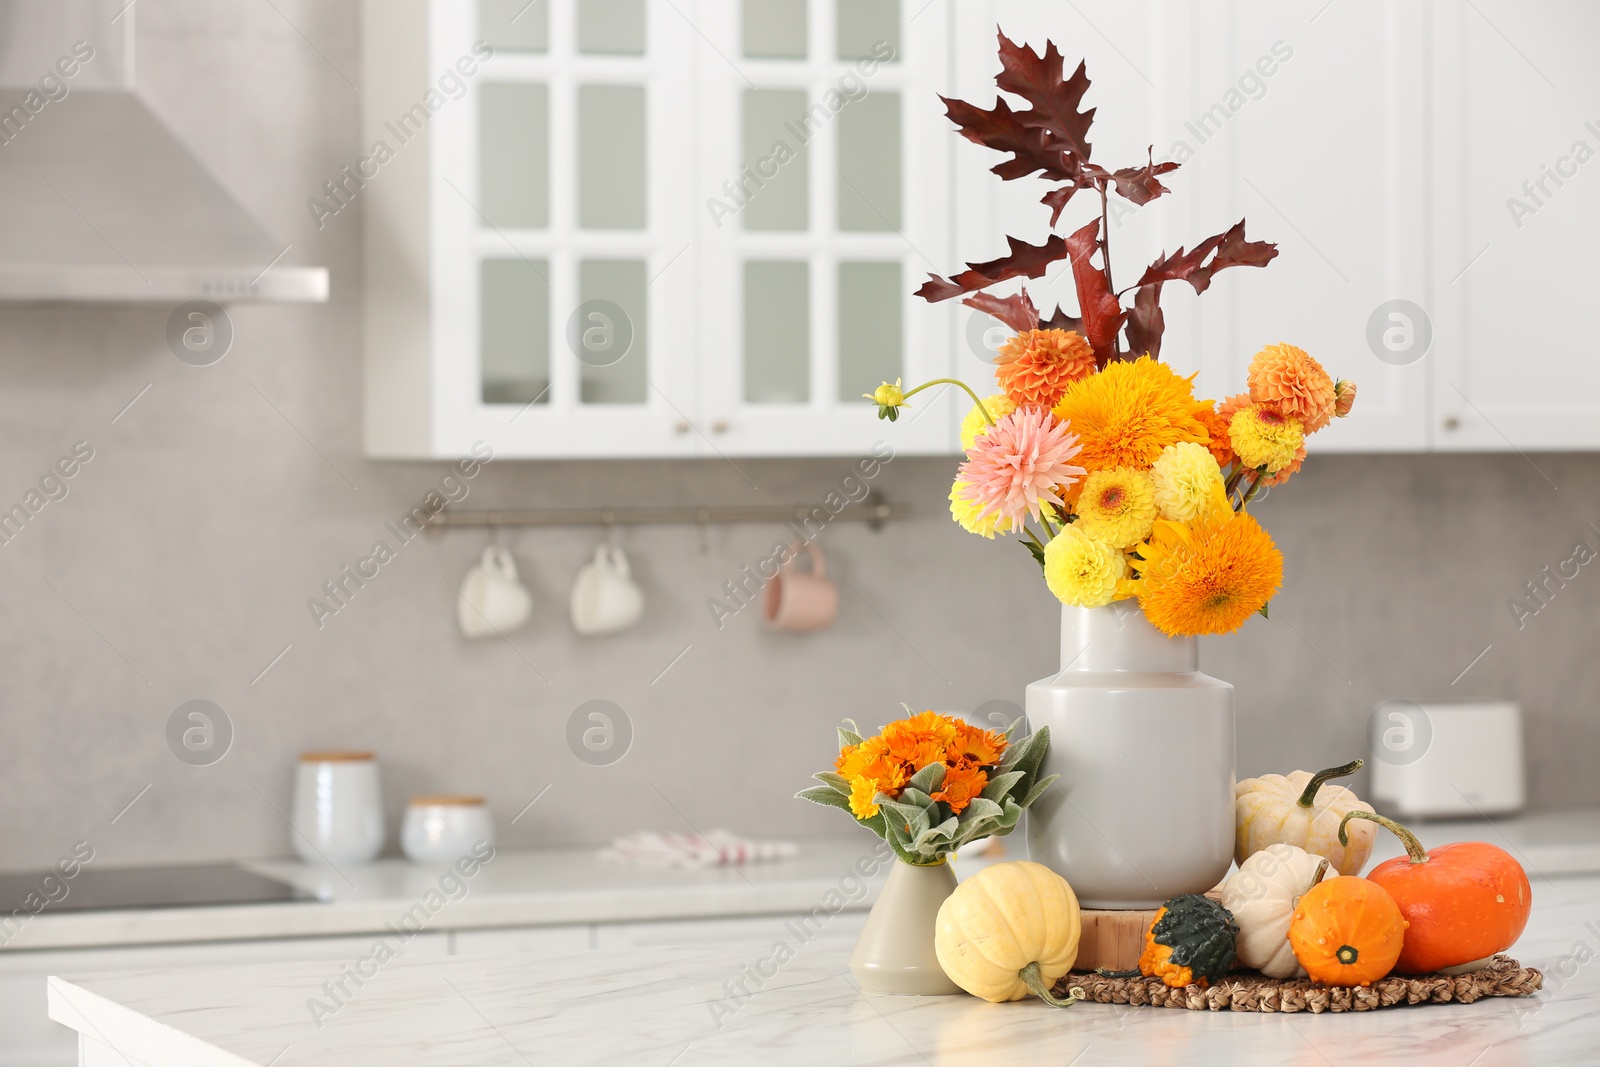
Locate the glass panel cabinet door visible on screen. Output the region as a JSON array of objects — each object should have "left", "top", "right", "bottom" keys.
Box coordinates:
[
  {"left": 428, "top": 0, "right": 699, "bottom": 457},
  {"left": 695, "top": 0, "right": 958, "bottom": 456}
]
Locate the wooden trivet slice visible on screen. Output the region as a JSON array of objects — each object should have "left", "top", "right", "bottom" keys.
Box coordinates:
[{"left": 1054, "top": 954, "right": 1543, "bottom": 1013}]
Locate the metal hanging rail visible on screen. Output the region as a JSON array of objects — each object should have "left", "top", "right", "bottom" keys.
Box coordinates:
[{"left": 423, "top": 492, "right": 911, "bottom": 532}]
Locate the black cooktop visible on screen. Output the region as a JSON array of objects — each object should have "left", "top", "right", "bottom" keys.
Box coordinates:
[{"left": 0, "top": 863, "right": 321, "bottom": 913}]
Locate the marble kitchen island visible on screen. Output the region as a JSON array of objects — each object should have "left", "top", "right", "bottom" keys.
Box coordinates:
[{"left": 44, "top": 875, "right": 1600, "bottom": 1066}]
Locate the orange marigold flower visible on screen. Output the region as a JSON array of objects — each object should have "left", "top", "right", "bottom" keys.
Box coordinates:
[
  {"left": 932, "top": 762, "right": 989, "bottom": 815},
  {"left": 836, "top": 736, "right": 889, "bottom": 780},
  {"left": 1052, "top": 356, "right": 1210, "bottom": 474},
  {"left": 995, "top": 329, "right": 1097, "bottom": 409},
  {"left": 1194, "top": 401, "right": 1237, "bottom": 469},
  {"left": 948, "top": 722, "right": 1008, "bottom": 767},
  {"left": 1129, "top": 493, "right": 1284, "bottom": 637},
  {"left": 1247, "top": 343, "right": 1337, "bottom": 434},
  {"left": 848, "top": 759, "right": 908, "bottom": 820}
]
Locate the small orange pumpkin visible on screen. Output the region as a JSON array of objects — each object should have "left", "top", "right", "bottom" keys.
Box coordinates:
[{"left": 1288, "top": 877, "right": 1407, "bottom": 986}]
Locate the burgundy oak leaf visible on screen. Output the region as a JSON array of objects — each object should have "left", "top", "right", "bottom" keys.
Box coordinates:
[
  {"left": 994, "top": 32, "right": 1095, "bottom": 161},
  {"left": 1039, "top": 304, "right": 1084, "bottom": 335},
  {"left": 963, "top": 290, "right": 1040, "bottom": 335},
  {"left": 914, "top": 235, "right": 1069, "bottom": 303},
  {"left": 1123, "top": 282, "right": 1165, "bottom": 361},
  {"left": 1110, "top": 150, "right": 1180, "bottom": 206},
  {"left": 1066, "top": 218, "right": 1125, "bottom": 363},
  {"left": 941, "top": 95, "right": 1073, "bottom": 182},
  {"left": 1134, "top": 220, "right": 1279, "bottom": 295}
]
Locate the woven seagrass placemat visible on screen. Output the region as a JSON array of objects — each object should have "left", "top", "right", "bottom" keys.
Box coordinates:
[{"left": 1052, "top": 954, "right": 1543, "bottom": 1013}]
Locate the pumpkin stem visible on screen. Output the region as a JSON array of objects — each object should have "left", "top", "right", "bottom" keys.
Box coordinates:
[
  {"left": 1308, "top": 857, "right": 1329, "bottom": 892},
  {"left": 1338, "top": 809, "right": 1429, "bottom": 863},
  {"left": 1295, "top": 759, "right": 1364, "bottom": 808},
  {"left": 1019, "top": 962, "right": 1085, "bottom": 1008}
]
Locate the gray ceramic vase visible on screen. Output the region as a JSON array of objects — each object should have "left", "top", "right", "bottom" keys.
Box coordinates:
[
  {"left": 848, "top": 859, "right": 961, "bottom": 995},
  {"left": 1025, "top": 602, "right": 1236, "bottom": 909}
]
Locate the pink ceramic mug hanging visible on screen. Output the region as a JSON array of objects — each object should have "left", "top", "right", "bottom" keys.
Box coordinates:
[{"left": 762, "top": 542, "right": 838, "bottom": 633}]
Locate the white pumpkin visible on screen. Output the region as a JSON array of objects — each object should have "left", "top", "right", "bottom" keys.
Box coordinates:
[
  {"left": 1234, "top": 760, "right": 1377, "bottom": 875},
  {"left": 1220, "top": 843, "right": 1328, "bottom": 978}
]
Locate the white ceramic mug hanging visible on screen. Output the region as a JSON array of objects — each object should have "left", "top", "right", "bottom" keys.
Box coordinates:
[
  {"left": 457, "top": 544, "right": 533, "bottom": 638},
  {"left": 570, "top": 542, "right": 644, "bottom": 636}
]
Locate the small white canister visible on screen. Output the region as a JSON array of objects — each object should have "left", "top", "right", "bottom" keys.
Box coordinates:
[
  {"left": 292, "top": 751, "right": 385, "bottom": 865},
  {"left": 401, "top": 796, "right": 495, "bottom": 864}
]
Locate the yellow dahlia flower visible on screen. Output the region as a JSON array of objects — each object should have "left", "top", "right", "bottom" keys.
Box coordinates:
[
  {"left": 949, "top": 477, "right": 1014, "bottom": 539},
  {"left": 1073, "top": 467, "right": 1157, "bottom": 549},
  {"left": 1229, "top": 405, "right": 1304, "bottom": 473},
  {"left": 959, "top": 394, "right": 1017, "bottom": 452},
  {"left": 1044, "top": 525, "right": 1127, "bottom": 608},
  {"left": 1150, "top": 442, "right": 1226, "bottom": 522}
]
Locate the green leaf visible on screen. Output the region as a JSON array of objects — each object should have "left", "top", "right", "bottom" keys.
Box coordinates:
[
  {"left": 837, "top": 723, "right": 865, "bottom": 749},
  {"left": 998, "top": 716, "right": 1024, "bottom": 741},
  {"left": 959, "top": 797, "right": 1005, "bottom": 824},
  {"left": 1017, "top": 773, "right": 1061, "bottom": 812},
  {"left": 1024, "top": 539, "right": 1046, "bottom": 567},
  {"left": 858, "top": 811, "right": 889, "bottom": 840},
  {"left": 900, "top": 788, "right": 936, "bottom": 809},
  {"left": 907, "top": 761, "right": 947, "bottom": 795},
  {"left": 796, "top": 786, "right": 854, "bottom": 812},
  {"left": 812, "top": 771, "right": 852, "bottom": 794},
  {"left": 1258, "top": 601, "right": 1270, "bottom": 619},
  {"left": 980, "top": 770, "right": 1025, "bottom": 801}
]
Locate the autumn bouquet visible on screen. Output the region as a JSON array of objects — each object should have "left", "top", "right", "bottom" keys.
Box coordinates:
[
  {"left": 797, "top": 710, "right": 1055, "bottom": 865},
  {"left": 868, "top": 34, "right": 1356, "bottom": 637}
]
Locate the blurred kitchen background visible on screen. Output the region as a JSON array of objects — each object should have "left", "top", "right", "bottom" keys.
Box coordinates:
[{"left": 0, "top": 0, "right": 1596, "bottom": 873}]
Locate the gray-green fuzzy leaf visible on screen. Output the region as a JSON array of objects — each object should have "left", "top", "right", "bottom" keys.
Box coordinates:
[
  {"left": 795, "top": 785, "right": 854, "bottom": 811},
  {"left": 812, "top": 771, "right": 852, "bottom": 794},
  {"left": 907, "top": 761, "right": 946, "bottom": 795}
]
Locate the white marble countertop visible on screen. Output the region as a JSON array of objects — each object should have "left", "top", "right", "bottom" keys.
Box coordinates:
[
  {"left": 7, "top": 807, "right": 1600, "bottom": 954},
  {"left": 2, "top": 838, "right": 894, "bottom": 952},
  {"left": 45, "top": 873, "right": 1600, "bottom": 1066}
]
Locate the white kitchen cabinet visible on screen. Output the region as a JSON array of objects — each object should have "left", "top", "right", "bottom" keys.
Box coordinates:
[
  {"left": 1429, "top": 0, "right": 1600, "bottom": 451},
  {"left": 0, "top": 933, "right": 448, "bottom": 1067},
  {"left": 364, "top": 0, "right": 958, "bottom": 459}
]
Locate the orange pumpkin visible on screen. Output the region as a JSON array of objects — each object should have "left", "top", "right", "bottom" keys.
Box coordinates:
[
  {"left": 1287, "top": 877, "right": 1407, "bottom": 986},
  {"left": 1340, "top": 810, "right": 1533, "bottom": 974}
]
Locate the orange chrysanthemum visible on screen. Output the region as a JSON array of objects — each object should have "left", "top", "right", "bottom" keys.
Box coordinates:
[
  {"left": 995, "top": 329, "right": 1097, "bottom": 409},
  {"left": 1128, "top": 491, "right": 1284, "bottom": 636},
  {"left": 948, "top": 722, "right": 1007, "bottom": 767},
  {"left": 1194, "top": 401, "right": 1237, "bottom": 469},
  {"left": 1052, "top": 357, "right": 1211, "bottom": 474},
  {"left": 1247, "top": 343, "right": 1337, "bottom": 434},
  {"left": 932, "top": 762, "right": 989, "bottom": 814},
  {"left": 847, "top": 758, "right": 908, "bottom": 819}
]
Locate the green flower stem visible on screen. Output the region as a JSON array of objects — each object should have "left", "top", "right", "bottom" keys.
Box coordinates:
[
  {"left": 1237, "top": 467, "right": 1268, "bottom": 510},
  {"left": 901, "top": 379, "right": 994, "bottom": 425}
]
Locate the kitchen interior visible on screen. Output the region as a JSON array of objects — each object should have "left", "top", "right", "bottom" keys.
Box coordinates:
[{"left": 1, "top": 0, "right": 1598, "bottom": 1064}]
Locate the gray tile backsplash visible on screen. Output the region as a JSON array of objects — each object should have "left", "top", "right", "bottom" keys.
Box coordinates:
[{"left": 0, "top": 1, "right": 1594, "bottom": 868}]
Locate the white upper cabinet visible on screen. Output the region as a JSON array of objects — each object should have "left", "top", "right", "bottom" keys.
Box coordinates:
[
  {"left": 364, "top": 0, "right": 1600, "bottom": 459},
  {"left": 364, "top": 0, "right": 955, "bottom": 459},
  {"left": 1430, "top": 0, "right": 1600, "bottom": 451}
]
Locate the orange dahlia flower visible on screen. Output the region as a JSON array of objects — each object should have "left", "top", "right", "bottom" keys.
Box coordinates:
[
  {"left": 995, "top": 328, "right": 1097, "bottom": 409},
  {"left": 1194, "top": 401, "right": 1237, "bottom": 469},
  {"left": 1247, "top": 343, "right": 1337, "bottom": 433}
]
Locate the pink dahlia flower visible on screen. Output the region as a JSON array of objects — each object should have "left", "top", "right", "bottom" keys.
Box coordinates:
[{"left": 958, "top": 407, "right": 1086, "bottom": 526}]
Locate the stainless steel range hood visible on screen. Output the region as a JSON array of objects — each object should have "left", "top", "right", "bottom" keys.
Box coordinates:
[{"left": 0, "top": 1, "right": 327, "bottom": 303}]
